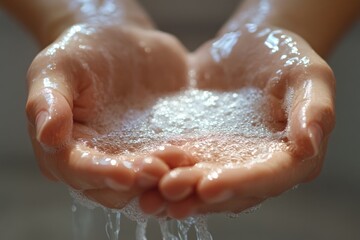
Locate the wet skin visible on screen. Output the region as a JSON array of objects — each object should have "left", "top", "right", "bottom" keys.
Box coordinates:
[
  {"left": 26, "top": 23, "right": 335, "bottom": 218},
  {"left": 140, "top": 25, "right": 335, "bottom": 218},
  {"left": 27, "top": 24, "right": 190, "bottom": 208},
  {"left": 141, "top": 26, "right": 334, "bottom": 218}
]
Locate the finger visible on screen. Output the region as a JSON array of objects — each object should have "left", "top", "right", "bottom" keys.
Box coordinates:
[
  {"left": 197, "top": 151, "right": 315, "bottom": 203},
  {"left": 159, "top": 167, "right": 204, "bottom": 201},
  {"left": 166, "top": 195, "right": 200, "bottom": 219},
  {"left": 133, "top": 156, "right": 170, "bottom": 189},
  {"left": 190, "top": 42, "right": 226, "bottom": 90},
  {"left": 53, "top": 144, "right": 136, "bottom": 191},
  {"left": 26, "top": 53, "right": 74, "bottom": 147},
  {"left": 28, "top": 124, "right": 58, "bottom": 181},
  {"left": 84, "top": 188, "right": 138, "bottom": 209},
  {"left": 196, "top": 197, "right": 263, "bottom": 215},
  {"left": 152, "top": 146, "right": 198, "bottom": 169},
  {"left": 287, "top": 64, "right": 335, "bottom": 159},
  {"left": 139, "top": 189, "right": 166, "bottom": 215}
]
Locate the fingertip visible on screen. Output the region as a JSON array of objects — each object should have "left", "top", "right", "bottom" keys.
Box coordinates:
[
  {"left": 37, "top": 162, "right": 58, "bottom": 182},
  {"left": 307, "top": 122, "right": 323, "bottom": 158},
  {"left": 152, "top": 146, "right": 197, "bottom": 169},
  {"left": 159, "top": 167, "right": 203, "bottom": 202},
  {"left": 97, "top": 158, "right": 137, "bottom": 190},
  {"left": 197, "top": 175, "right": 233, "bottom": 204},
  {"left": 35, "top": 111, "right": 50, "bottom": 139},
  {"left": 288, "top": 76, "right": 335, "bottom": 159},
  {"left": 289, "top": 120, "right": 327, "bottom": 159},
  {"left": 84, "top": 188, "right": 136, "bottom": 209},
  {"left": 58, "top": 147, "right": 136, "bottom": 191},
  {"left": 167, "top": 197, "right": 199, "bottom": 219},
  {"left": 134, "top": 156, "right": 169, "bottom": 189},
  {"left": 139, "top": 190, "right": 165, "bottom": 215},
  {"left": 105, "top": 178, "right": 132, "bottom": 192}
]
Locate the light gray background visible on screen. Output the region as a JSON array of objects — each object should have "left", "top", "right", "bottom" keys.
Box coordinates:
[{"left": 1, "top": 1, "right": 359, "bottom": 239}]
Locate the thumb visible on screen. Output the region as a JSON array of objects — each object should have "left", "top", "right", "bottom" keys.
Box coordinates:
[
  {"left": 288, "top": 67, "right": 335, "bottom": 160},
  {"left": 26, "top": 69, "right": 73, "bottom": 147}
]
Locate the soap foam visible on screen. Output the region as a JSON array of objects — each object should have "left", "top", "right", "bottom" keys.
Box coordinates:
[{"left": 77, "top": 87, "right": 289, "bottom": 165}]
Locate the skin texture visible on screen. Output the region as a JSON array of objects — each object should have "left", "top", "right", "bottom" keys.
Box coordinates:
[
  {"left": 2, "top": 0, "right": 358, "bottom": 218},
  {"left": 220, "top": 0, "right": 360, "bottom": 58},
  {"left": 142, "top": 25, "right": 335, "bottom": 218},
  {"left": 26, "top": 23, "right": 192, "bottom": 209}
]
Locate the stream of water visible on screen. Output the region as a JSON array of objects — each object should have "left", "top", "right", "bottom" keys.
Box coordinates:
[{"left": 71, "top": 190, "right": 214, "bottom": 240}]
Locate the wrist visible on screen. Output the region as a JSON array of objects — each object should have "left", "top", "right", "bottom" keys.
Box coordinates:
[
  {"left": 219, "top": 0, "right": 360, "bottom": 58},
  {"left": 2, "top": 0, "right": 154, "bottom": 47},
  {"left": 42, "top": 0, "right": 155, "bottom": 46}
]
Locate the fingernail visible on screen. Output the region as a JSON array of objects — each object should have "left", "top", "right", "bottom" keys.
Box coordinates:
[
  {"left": 137, "top": 172, "right": 159, "bottom": 188},
  {"left": 105, "top": 178, "right": 130, "bottom": 191},
  {"left": 308, "top": 123, "right": 323, "bottom": 157},
  {"left": 206, "top": 190, "right": 233, "bottom": 204},
  {"left": 36, "top": 111, "right": 49, "bottom": 141}
]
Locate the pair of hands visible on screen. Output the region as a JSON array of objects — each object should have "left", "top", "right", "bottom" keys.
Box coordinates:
[{"left": 26, "top": 22, "right": 335, "bottom": 219}]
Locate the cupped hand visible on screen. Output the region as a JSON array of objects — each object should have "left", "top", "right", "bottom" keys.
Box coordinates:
[
  {"left": 140, "top": 24, "right": 335, "bottom": 219},
  {"left": 26, "top": 23, "right": 192, "bottom": 209}
]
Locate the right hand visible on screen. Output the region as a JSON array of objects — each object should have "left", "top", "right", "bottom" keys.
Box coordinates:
[
  {"left": 140, "top": 24, "right": 336, "bottom": 219},
  {"left": 26, "top": 23, "right": 190, "bottom": 208}
]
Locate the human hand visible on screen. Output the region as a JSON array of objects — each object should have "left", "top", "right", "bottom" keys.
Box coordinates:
[
  {"left": 140, "top": 24, "right": 335, "bottom": 219},
  {"left": 26, "top": 22, "right": 192, "bottom": 208}
]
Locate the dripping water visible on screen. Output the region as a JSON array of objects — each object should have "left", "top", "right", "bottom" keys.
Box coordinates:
[{"left": 71, "top": 191, "right": 214, "bottom": 240}]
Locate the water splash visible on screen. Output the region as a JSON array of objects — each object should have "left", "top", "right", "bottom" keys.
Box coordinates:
[
  {"left": 135, "top": 220, "right": 148, "bottom": 240},
  {"left": 72, "top": 201, "right": 97, "bottom": 240},
  {"left": 194, "top": 217, "right": 213, "bottom": 240},
  {"left": 104, "top": 209, "right": 121, "bottom": 240},
  {"left": 177, "top": 218, "right": 195, "bottom": 240},
  {"left": 159, "top": 219, "right": 178, "bottom": 240},
  {"left": 71, "top": 191, "right": 214, "bottom": 240}
]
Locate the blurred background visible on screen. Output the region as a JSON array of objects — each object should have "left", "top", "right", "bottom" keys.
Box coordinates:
[{"left": 0, "top": 0, "right": 359, "bottom": 239}]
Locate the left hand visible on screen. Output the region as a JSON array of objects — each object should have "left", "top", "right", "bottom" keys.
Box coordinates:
[
  {"left": 139, "top": 24, "right": 335, "bottom": 219},
  {"left": 26, "top": 23, "right": 192, "bottom": 209}
]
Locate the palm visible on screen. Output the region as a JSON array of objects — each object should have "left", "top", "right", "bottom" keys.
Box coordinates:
[
  {"left": 28, "top": 24, "right": 189, "bottom": 208},
  {"left": 189, "top": 25, "right": 314, "bottom": 162},
  {"left": 139, "top": 25, "right": 335, "bottom": 218},
  {"left": 66, "top": 26, "right": 189, "bottom": 151}
]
